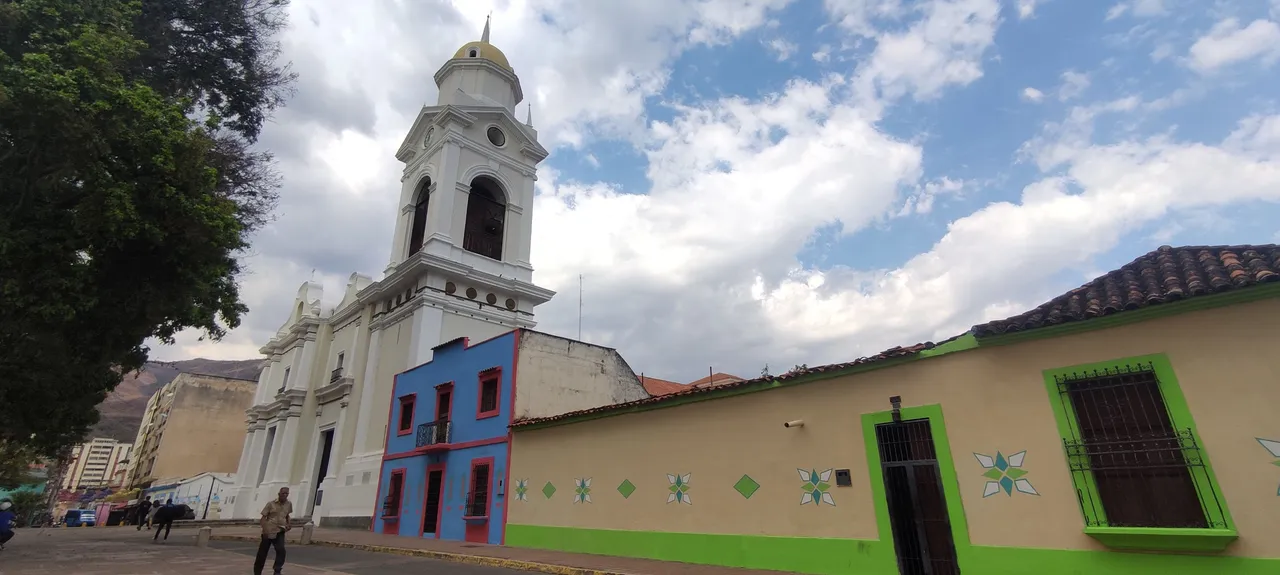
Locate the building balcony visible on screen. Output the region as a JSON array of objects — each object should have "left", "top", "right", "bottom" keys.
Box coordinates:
[
  {"left": 414, "top": 419, "right": 452, "bottom": 451},
  {"left": 330, "top": 367, "right": 344, "bottom": 383}
]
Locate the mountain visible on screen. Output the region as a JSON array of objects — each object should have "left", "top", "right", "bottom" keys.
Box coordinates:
[{"left": 89, "top": 358, "right": 262, "bottom": 443}]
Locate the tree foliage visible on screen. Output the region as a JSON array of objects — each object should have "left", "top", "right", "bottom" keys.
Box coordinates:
[{"left": 0, "top": 0, "right": 294, "bottom": 458}]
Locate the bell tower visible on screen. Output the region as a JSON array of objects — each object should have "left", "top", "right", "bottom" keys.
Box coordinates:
[{"left": 385, "top": 16, "right": 554, "bottom": 361}]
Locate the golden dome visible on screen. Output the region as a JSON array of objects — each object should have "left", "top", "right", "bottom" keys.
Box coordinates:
[{"left": 452, "top": 41, "right": 513, "bottom": 72}]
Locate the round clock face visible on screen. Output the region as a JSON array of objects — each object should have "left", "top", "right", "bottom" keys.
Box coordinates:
[{"left": 424, "top": 127, "right": 434, "bottom": 146}]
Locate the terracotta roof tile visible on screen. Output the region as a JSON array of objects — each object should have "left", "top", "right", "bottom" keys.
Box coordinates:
[
  {"left": 972, "top": 244, "right": 1280, "bottom": 338},
  {"left": 639, "top": 376, "right": 688, "bottom": 397},
  {"left": 686, "top": 372, "right": 745, "bottom": 388},
  {"left": 513, "top": 343, "right": 933, "bottom": 428}
]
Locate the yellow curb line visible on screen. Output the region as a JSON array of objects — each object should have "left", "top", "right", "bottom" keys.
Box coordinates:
[{"left": 209, "top": 534, "right": 628, "bottom": 575}]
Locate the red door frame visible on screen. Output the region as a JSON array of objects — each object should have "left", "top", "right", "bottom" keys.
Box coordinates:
[
  {"left": 420, "top": 461, "right": 447, "bottom": 538},
  {"left": 383, "top": 468, "right": 406, "bottom": 534},
  {"left": 463, "top": 456, "right": 496, "bottom": 543}
]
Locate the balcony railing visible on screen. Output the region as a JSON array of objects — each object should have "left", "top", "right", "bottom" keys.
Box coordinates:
[
  {"left": 464, "top": 489, "right": 489, "bottom": 517},
  {"left": 415, "top": 419, "right": 451, "bottom": 449},
  {"left": 330, "top": 367, "right": 344, "bottom": 382}
]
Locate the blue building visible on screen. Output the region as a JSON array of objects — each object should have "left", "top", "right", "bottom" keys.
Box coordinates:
[{"left": 373, "top": 329, "right": 650, "bottom": 544}]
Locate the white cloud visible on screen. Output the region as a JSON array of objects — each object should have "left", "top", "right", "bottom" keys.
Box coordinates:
[
  {"left": 1021, "top": 86, "right": 1045, "bottom": 102},
  {"left": 1105, "top": 0, "right": 1166, "bottom": 21},
  {"left": 1187, "top": 18, "right": 1280, "bottom": 74},
  {"left": 766, "top": 37, "right": 800, "bottom": 60},
  {"left": 813, "top": 45, "right": 833, "bottom": 63},
  {"left": 1016, "top": 0, "right": 1042, "bottom": 19},
  {"left": 1057, "top": 70, "right": 1090, "bottom": 101},
  {"left": 849, "top": 0, "right": 1004, "bottom": 113},
  {"left": 153, "top": 0, "right": 1280, "bottom": 386}
]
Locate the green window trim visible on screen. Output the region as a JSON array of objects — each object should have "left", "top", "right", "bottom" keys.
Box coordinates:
[
  {"left": 1041, "top": 353, "right": 1237, "bottom": 553},
  {"left": 862, "top": 404, "right": 974, "bottom": 571}
]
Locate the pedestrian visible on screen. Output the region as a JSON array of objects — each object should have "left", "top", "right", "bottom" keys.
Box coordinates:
[
  {"left": 253, "top": 487, "right": 292, "bottom": 575},
  {"left": 145, "top": 497, "right": 161, "bottom": 529},
  {"left": 151, "top": 501, "right": 188, "bottom": 543},
  {"left": 0, "top": 500, "right": 16, "bottom": 550},
  {"left": 135, "top": 496, "right": 152, "bottom": 530}
]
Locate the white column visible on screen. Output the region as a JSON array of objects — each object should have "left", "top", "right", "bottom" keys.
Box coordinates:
[
  {"left": 409, "top": 306, "right": 443, "bottom": 368},
  {"left": 269, "top": 416, "right": 301, "bottom": 484},
  {"left": 232, "top": 430, "right": 256, "bottom": 486},
  {"left": 248, "top": 427, "right": 269, "bottom": 485},
  {"left": 296, "top": 426, "right": 323, "bottom": 513},
  {"left": 254, "top": 364, "right": 274, "bottom": 405},
  {"left": 389, "top": 202, "right": 412, "bottom": 266},
  {"left": 351, "top": 328, "right": 384, "bottom": 454},
  {"left": 329, "top": 403, "right": 349, "bottom": 482},
  {"left": 429, "top": 142, "right": 461, "bottom": 240},
  {"left": 291, "top": 339, "right": 317, "bottom": 391}
]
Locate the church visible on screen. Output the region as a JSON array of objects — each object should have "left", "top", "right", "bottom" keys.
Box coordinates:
[{"left": 222, "top": 21, "right": 651, "bottom": 528}]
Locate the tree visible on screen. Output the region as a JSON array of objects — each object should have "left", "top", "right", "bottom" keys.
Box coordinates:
[
  {"left": 4, "top": 490, "right": 47, "bottom": 525},
  {"left": 0, "top": 441, "right": 42, "bottom": 490},
  {"left": 0, "top": 0, "right": 294, "bottom": 457}
]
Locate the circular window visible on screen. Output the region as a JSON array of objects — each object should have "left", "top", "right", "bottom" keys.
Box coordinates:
[
  {"left": 505, "top": 298, "right": 516, "bottom": 311},
  {"left": 486, "top": 293, "right": 497, "bottom": 305},
  {"left": 466, "top": 287, "right": 477, "bottom": 300},
  {"left": 423, "top": 127, "right": 434, "bottom": 147},
  {"left": 445, "top": 282, "right": 456, "bottom": 295},
  {"left": 486, "top": 126, "right": 506, "bottom": 147}
]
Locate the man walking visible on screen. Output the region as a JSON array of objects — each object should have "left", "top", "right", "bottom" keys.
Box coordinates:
[
  {"left": 135, "top": 496, "right": 152, "bottom": 530},
  {"left": 151, "top": 500, "right": 186, "bottom": 543},
  {"left": 253, "top": 487, "right": 292, "bottom": 575}
]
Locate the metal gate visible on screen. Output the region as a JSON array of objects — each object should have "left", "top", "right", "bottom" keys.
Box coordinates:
[{"left": 875, "top": 418, "right": 961, "bottom": 575}]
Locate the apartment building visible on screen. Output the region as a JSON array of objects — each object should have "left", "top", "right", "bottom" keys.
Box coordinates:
[
  {"left": 125, "top": 372, "right": 257, "bottom": 489},
  {"left": 61, "top": 438, "right": 131, "bottom": 490}
]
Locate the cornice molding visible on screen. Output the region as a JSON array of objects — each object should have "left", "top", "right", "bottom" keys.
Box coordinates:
[{"left": 315, "top": 377, "right": 354, "bottom": 405}]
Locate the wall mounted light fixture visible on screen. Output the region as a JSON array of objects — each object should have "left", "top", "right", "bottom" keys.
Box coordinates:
[
  {"left": 890, "top": 396, "right": 902, "bottom": 423},
  {"left": 783, "top": 420, "right": 805, "bottom": 428}
]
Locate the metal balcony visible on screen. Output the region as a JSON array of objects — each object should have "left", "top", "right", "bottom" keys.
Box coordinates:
[
  {"left": 330, "top": 367, "right": 344, "bottom": 382},
  {"left": 415, "top": 419, "right": 451, "bottom": 449}
]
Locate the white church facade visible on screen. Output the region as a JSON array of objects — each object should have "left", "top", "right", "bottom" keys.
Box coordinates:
[{"left": 222, "top": 24, "right": 628, "bottom": 526}]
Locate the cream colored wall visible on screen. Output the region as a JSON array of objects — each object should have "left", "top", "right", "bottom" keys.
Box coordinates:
[
  {"left": 154, "top": 376, "right": 257, "bottom": 481},
  {"left": 509, "top": 297, "right": 1280, "bottom": 558}
]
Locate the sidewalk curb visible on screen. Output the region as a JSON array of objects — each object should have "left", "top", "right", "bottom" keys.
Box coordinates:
[{"left": 208, "top": 534, "right": 628, "bottom": 575}]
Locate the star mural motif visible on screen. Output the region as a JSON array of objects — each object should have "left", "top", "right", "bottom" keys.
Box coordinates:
[
  {"left": 974, "top": 451, "right": 1038, "bottom": 497},
  {"left": 666, "top": 473, "right": 692, "bottom": 505},
  {"left": 798, "top": 468, "right": 835, "bottom": 506},
  {"left": 573, "top": 477, "right": 592, "bottom": 504},
  {"left": 514, "top": 479, "right": 529, "bottom": 502},
  {"left": 1256, "top": 438, "right": 1280, "bottom": 495}
]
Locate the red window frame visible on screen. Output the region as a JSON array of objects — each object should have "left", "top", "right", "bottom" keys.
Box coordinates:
[
  {"left": 383, "top": 468, "right": 406, "bottom": 520},
  {"left": 464, "top": 456, "right": 495, "bottom": 518},
  {"left": 476, "top": 368, "right": 502, "bottom": 420},
  {"left": 396, "top": 394, "right": 417, "bottom": 436},
  {"left": 434, "top": 382, "right": 454, "bottom": 423}
]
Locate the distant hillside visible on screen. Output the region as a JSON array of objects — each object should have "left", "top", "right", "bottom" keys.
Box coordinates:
[{"left": 90, "top": 358, "right": 262, "bottom": 443}]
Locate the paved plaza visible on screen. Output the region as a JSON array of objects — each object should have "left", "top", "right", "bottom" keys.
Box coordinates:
[{"left": 0, "top": 527, "right": 527, "bottom": 575}]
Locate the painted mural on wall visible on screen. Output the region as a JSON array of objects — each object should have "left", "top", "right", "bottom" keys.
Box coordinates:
[
  {"left": 798, "top": 468, "right": 835, "bottom": 506},
  {"left": 514, "top": 479, "right": 529, "bottom": 502},
  {"left": 617, "top": 479, "right": 636, "bottom": 499},
  {"left": 573, "top": 478, "right": 592, "bottom": 503},
  {"left": 542, "top": 481, "right": 556, "bottom": 499},
  {"left": 974, "top": 451, "right": 1038, "bottom": 497},
  {"left": 666, "top": 473, "right": 692, "bottom": 505},
  {"left": 733, "top": 474, "right": 760, "bottom": 499},
  {"left": 1256, "top": 438, "right": 1280, "bottom": 495}
]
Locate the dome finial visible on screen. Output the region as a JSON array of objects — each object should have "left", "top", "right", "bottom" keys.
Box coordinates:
[
  {"left": 526, "top": 102, "right": 533, "bottom": 127},
  {"left": 481, "top": 13, "right": 491, "bottom": 43}
]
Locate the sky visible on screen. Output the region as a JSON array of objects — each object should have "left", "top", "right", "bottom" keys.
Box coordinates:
[{"left": 151, "top": 0, "right": 1280, "bottom": 382}]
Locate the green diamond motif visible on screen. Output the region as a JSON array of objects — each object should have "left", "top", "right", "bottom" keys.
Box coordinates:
[
  {"left": 542, "top": 481, "right": 557, "bottom": 499},
  {"left": 733, "top": 474, "right": 760, "bottom": 499},
  {"left": 617, "top": 479, "right": 636, "bottom": 499}
]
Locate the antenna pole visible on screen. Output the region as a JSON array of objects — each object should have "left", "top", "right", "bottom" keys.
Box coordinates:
[{"left": 578, "top": 274, "right": 583, "bottom": 340}]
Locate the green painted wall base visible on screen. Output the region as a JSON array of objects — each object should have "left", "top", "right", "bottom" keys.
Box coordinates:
[{"left": 505, "top": 524, "right": 1280, "bottom": 575}]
